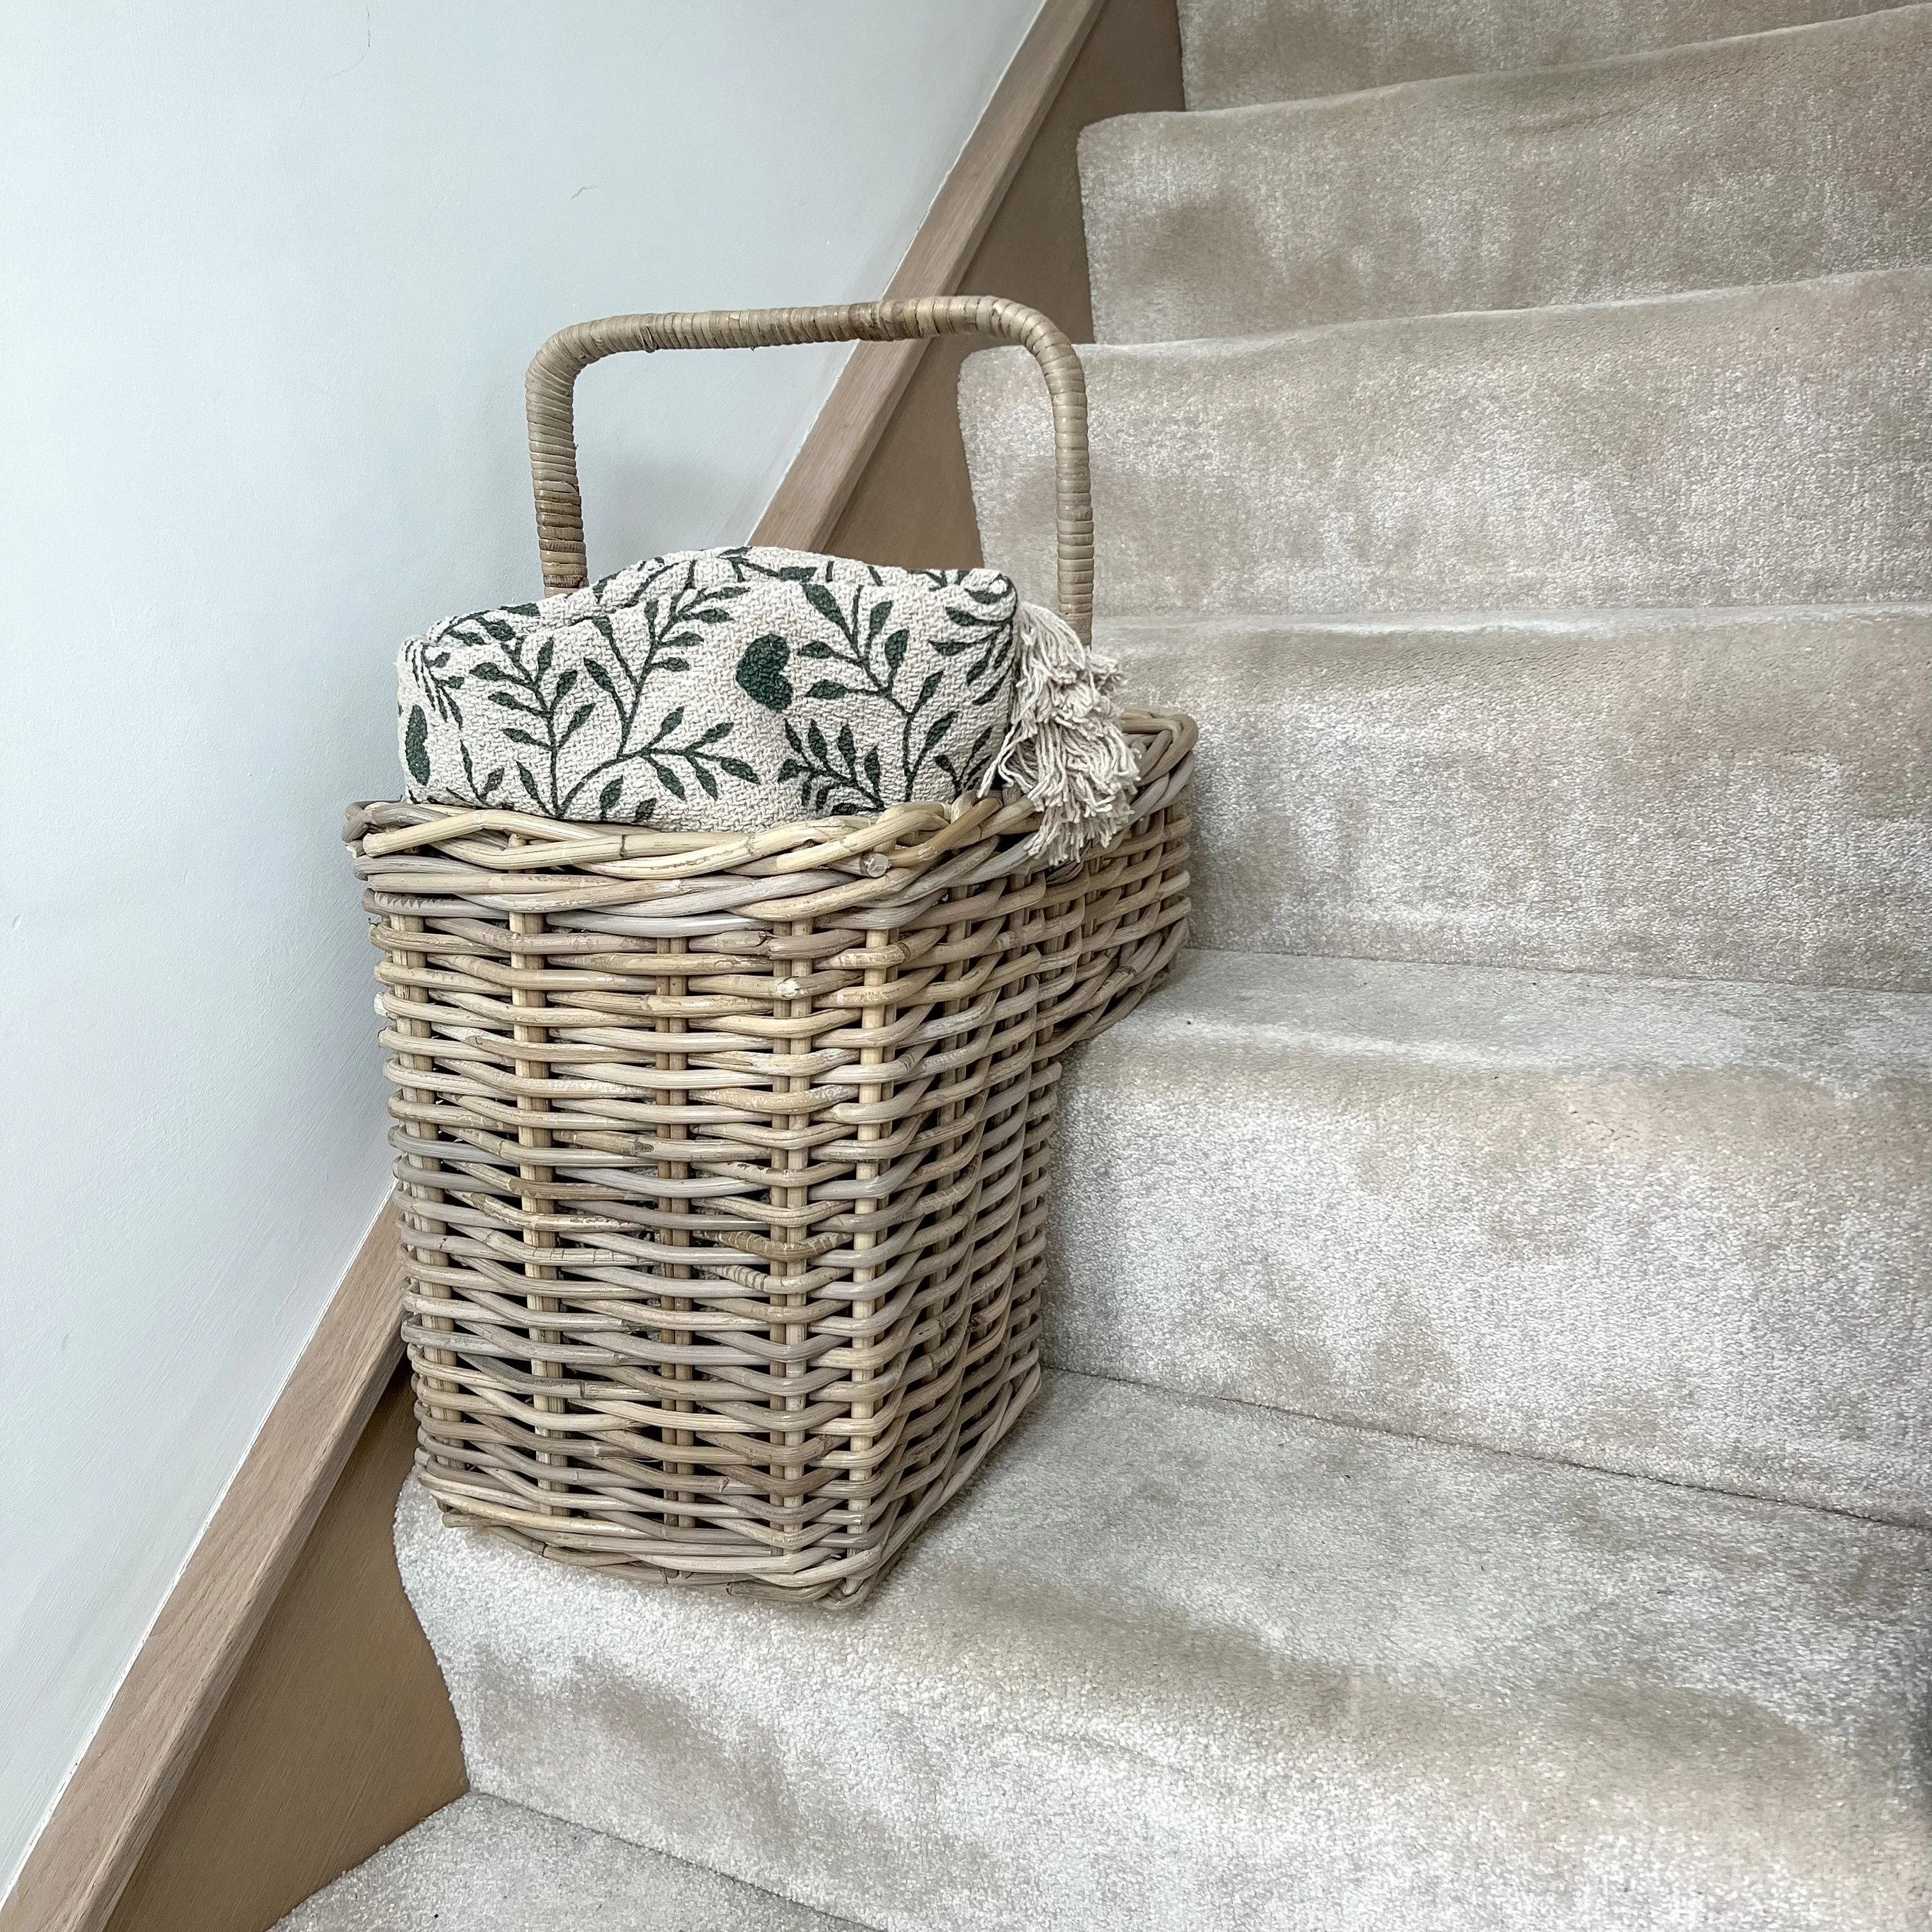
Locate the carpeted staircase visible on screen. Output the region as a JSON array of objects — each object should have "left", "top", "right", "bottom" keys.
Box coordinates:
[{"left": 284, "top": 4, "right": 1930, "bottom": 1926}]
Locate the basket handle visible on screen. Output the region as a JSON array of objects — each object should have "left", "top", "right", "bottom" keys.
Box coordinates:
[{"left": 525, "top": 296, "right": 1093, "bottom": 641}]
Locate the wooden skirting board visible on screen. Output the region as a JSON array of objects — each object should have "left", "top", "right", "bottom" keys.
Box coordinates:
[
  {"left": 828, "top": 0, "right": 1183, "bottom": 571},
  {"left": 101, "top": 1369, "right": 466, "bottom": 1932},
  {"left": 0, "top": 1217, "right": 410, "bottom": 1932},
  {"left": 0, "top": 2, "right": 1184, "bottom": 1926},
  {"left": 760, "top": 0, "right": 1127, "bottom": 554}
]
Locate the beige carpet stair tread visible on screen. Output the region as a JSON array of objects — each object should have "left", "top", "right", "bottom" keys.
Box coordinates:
[
  {"left": 1048, "top": 950, "right": 1932, "bottom": 1522},
  {"left": 1178, "top": 0, "right": 1894, "bottom": 105},
  {"left": 398, "top": 1373, "right": 1932, "bottom": 1932},
  {"left": 960, "top": 268, "right": 1932, "bottom": 618},
  {"left": 275, "top": 1793, "right": 859, "bottom": 1932},
  {"left": 1086, "top": 7, "right": 1932, "bottom": 340},
  {"left": 1100, "top": 604, "right": 1932, "bottom": 987}
]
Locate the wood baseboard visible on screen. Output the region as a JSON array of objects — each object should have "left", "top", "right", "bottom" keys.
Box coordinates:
[
  {"left": 103, "top": 1369, "right": 465, "bottom": 1932},
  {"left": 754, "top": 0, "right": 1170, "bottom": 555},
  {"left": 826, "top": 0, "right": 1183, "bottom": 570},
  {"left": 3, "top": 4, "right": 1183, "bottom": 1925},
  {"left": 0, "top": 1213, "right": 406, "bottom": 1932}
]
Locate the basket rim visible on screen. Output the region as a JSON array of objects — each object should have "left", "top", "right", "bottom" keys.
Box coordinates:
[{"left": 346, "top": 708, "right": 1197, "bottom": 876}]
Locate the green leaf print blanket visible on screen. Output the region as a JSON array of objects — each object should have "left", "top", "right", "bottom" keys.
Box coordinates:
[{"left": 397, "top": 545, "right": 1137, "bottom": 864}]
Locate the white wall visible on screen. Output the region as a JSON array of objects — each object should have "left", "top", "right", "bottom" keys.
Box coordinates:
[{"left": 0, "top": 0, "right": 1042, "bottom": 1890}]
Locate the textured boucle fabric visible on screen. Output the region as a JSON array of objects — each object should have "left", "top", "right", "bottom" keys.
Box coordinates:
[
  {"left": 1177, "top": 0, "right": 1888, "bottom": 105},
  {"left": 399, "top": 547, "right": 1018, "bottom": 827},
  {"left": 398, "top": 1374, "right": 1932, "bottom": 1931},
  {"left": 1046, "top": 950, "right": 1932, "bottom": 1524},
  {"left": 273, "top": 1793, "right": 852, "bottom": 1931},
  {"left": 1097, "top": 605, "right": 1932, "bottom": 988},
  {"left": 959, "top": 269, "right": 1932, "bottom": 616},
  {"left": 1087, "top": 8, "right": 1932, "bottom": 339}
]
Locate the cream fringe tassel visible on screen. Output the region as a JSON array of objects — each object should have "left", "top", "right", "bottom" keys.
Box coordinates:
[{"left": 986, "top": 601, "right": 1140, "bottom": 866}]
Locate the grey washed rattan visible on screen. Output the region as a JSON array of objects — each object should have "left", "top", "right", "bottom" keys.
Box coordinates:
[
  {"left": 348, "top": 298, "right": 1193, "bottom": 1600},
  {"left": 526, "top": 296, "right": 1095, "bottom": 631}
]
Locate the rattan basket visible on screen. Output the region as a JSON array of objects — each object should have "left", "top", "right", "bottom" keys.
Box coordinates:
[{"left": 347, "top": 296, "right": 1193, "bottom": 1601}]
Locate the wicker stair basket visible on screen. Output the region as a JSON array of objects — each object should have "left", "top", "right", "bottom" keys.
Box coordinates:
[{"left": 346, "top": 297, "right": 1194, "bottom": 1601}]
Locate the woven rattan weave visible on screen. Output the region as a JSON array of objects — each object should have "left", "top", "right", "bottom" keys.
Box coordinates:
[{"left": 348, "top": 298, "right": 1193, "bottom": 1599}]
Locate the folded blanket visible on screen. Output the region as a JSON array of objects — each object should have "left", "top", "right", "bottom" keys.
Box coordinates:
[{"left": 398, "top": 544, "right": 1135, "bottom": 862}]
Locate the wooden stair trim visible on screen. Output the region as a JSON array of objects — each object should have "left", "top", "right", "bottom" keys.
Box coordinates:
[
  {"left": 753, "top": 0, "right": 1110, "bottom": 551},
  {"left": 0, "top": 1213, "right": 404, "bottom": 1932}
]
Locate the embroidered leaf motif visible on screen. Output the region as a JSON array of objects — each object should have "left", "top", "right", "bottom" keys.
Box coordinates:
[
  {"left": 735, "top": 636, "right": 793, "bottom": 711},
  {"left": 459, "top": 744, "right": 505, "bottom": 802},
  {"left": 408, "top": 550, "right": 1015, "bottom": 824},
  {"left": 427, "top": 558, "right": 765, "bottom": 820},
  {"left": 404, "top": 706, "right": 431, "bottom": 785},
  {"left": 802, "top": 582, "right": 846, "bottom": 629},
  {"left": 404, "top": 638, "right": 470, "bottom": 729}
]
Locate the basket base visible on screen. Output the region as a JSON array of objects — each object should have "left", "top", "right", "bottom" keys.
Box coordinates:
[{"left": 424, "top": 1362, "right": 1042, "bottom": 1607}]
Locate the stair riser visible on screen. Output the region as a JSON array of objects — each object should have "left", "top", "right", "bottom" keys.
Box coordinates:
[
  {"left": 1108, "top": 608, "right": 1932, "bottom": 988},
  {"left": 1047, "top": 952, "right": 1932, "bottom": 1522},
  {"left": 1089, "top": 9, "right": 1932, "bottom": 340},
  {"left": 960, "top": 271, "right": 1932, "bottom": 618},
  {"left": 1179, "top": 0, "right": 1890, "bottom": 106}
]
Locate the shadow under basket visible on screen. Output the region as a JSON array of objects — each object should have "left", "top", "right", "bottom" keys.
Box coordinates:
[{"left": 347, "top": 712, "right": 1192, "bottom": 1602}]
